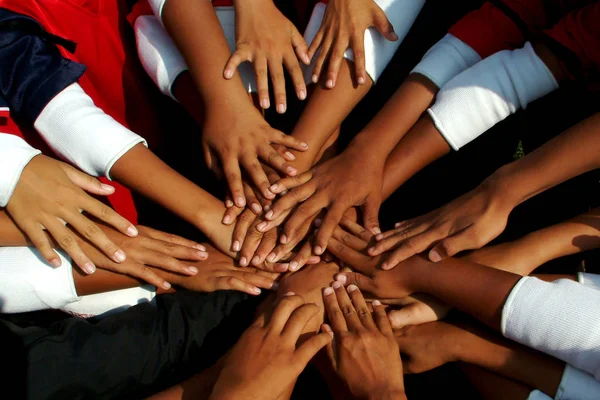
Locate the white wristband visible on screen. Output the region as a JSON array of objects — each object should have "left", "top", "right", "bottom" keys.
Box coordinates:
[
  {"left": 555, "top": 364, "right": 600, "bottom": 400},
  {"left": 411, "top": 34, "right": 481, "bottom": 88},
  {"left": 62, "top": 285, "right": 156, "bottom": 319},
  {"left": 428, "top": 42, "right": 558, "bottom": 150},
  {"left": 34, "top": 83, "right": 147, "bottom": 179},
  {"left": 134, "top": 15, "right": 188, "bottom": 100},
  {"left": 0, "top": 134, "right": 41, "bottom": 206},
  {"left": 0, "top": 247, "right": 79, "bottom": 313},
  {"left": 304, "top": 0, "right": 425, "bottom": 83}
]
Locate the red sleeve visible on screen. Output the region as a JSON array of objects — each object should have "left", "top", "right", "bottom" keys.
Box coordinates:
[
  {"left": 543, "top": 1, "right": 600, "bottom": 79},
  {"left": 127, "top": 0, "right": 154, "bottom": 27}
]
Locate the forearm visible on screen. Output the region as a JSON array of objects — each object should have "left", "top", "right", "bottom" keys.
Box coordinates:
[{"left": 381, "top": 117, "right": 450, "bottom": 199}]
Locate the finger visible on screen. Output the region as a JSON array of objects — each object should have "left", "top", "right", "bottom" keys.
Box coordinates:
[
  {"left": 331, "top": 280, "right": 363, "bottom": 332},
  {"left": 241, "top": 157, "right": 272, "bottom": 200},
  {"left": 281, "top": 302, "right": 320, "bottom": 341},
  {"left": 368, "top": 222, "right": 430, "bottom": 256},
  {"left": 239, "top": 223, "right": 265, "bottom": 268},
  {"left": 351, "top": 33, "right": 367, "bottom": 85},
  {"left": 314, "top": 204, "right": 347, "bottom": 255},
  {"left": 45, "top": 218, "right": 96, "bottom": 275},
  {"left": 66, "top": 212, "right": 125, "bottom": 263},
  {"left": 141, "top": 248, "right": 198, "bottom": 276},
  {"left": 271, "top": 209, "right": 319, "bottom": 262},
  {"left": 140, "top": 227, "right": 207, "bottom": 251},
  {"left": 281, "top": 198, "right": 323, "bottom": 248},
  {"left": 388, "top": 302, "right": 442, "bottom": 330},
  {"left": 347, "top": 284, "right": 376, "bottom": 331},
  {"left": 284, "top": 52, "right": 307, "bottom": 101},
  {"left": 295, "top": 331, "right": 333, "bottom": 366},
  {"left": 325, "top": 40, "right": 348, "bottom": 88},
  {"left": 291, "top": 27, "right": 311, "bottom": 65},
  {"left": 307, "top": 27, "right": 324, "bottom": 62},
  {"left": 145, "top": 238, "right": 208, "bottom": 262},
  {"left": 267, "top": 129, "right": 309, "bottom": 152},
  {"left": 381, "top": 229, "right": 442, "bottom": 270},
  {"left": 322, "top": 286, "right": 347, "bottom": 333},
  {"left": 268, "top": 57, "right": 287, "bottom": 114},
  {"left": 313, "top": 34, "right": 333, "bottom": 84},
  {"left": 24, "top": 225, "right": 62, "bottom": 267},
  {"left": 222, "top": 204, "right": 245, "bottom": 225},
  {"left": 224, "top": 48, "right": 252, "bottom": 79},
  {"left": 327, "top": 237, "right": 372, "bottom": 270},
  {"left": 371, "top": 299, "right": 394, "bottom": 335},
  {"left": 322, "top": 324, "right": 336, "bottom": 369},
  {"left": 214, "top": 276, "right": 262, "bottom": 296},
  {"left": 339, "top": 218, "right": 373, "bottom": 242},
  {"left": 334, "top": 270, "right": 377, "bottom": 293},
  {"left": 254, "top": 55, "right": 270, "bottom": 109},
  {"left": 230, "top": 268, "right": 278, "bottom": 290},
  {"left": 223, "top": 158, "right": 246, "bottom": 208},
  {"left": 264, "top": 184, "right": 316, "bottom": 225},
  {"left": 268, "top": 170, "right": 312, "bottom": 195},
  {"left": 287, "top": 240, "right": 314, "bottom": 273},
  {"left": 252, "top": 227, "right": 282, "bottom": 270},
  {"left": 80, "top": 195, "right": 138, "bottom": 237},
  {"left": 362, "top": 195, "right": 382, "bottom": 235},
  {"left": 232, "top": 210, "right": 256, "bottom": 256},
  {"left": 373, "top": 8, "right": 398, "bottom": 42},
  {"left": 112, "top": 260, "right": 172, "bottom": 290},
  {"left": 257, "top": 145, "right": 298, "bottom": 179},
  {"left": 332, "top": 225, "right": 368, "bottom": 252},
  {"left": 429, "top": 226, "right": 483, "bottom": 262},
  {"left": 268, "top": 294, "right": 306, "bottom": 334},
  {"left": 61, "top": 164, "right": 115, "bottom": 196},
  {"left": 244, "top": 183, "right": 264, "bottom": 215}
]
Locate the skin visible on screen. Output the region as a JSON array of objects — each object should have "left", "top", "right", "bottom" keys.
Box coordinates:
[{"left": 5, "top": 155, "right": 137, "bottom": 273}]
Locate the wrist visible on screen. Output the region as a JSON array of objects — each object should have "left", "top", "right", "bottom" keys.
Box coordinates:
[
  {"left": 369, "top": 388, "right": 407, "bottom": 400},
  {"left": 485, "top": 163, "right": 525, "bottom": 209}
]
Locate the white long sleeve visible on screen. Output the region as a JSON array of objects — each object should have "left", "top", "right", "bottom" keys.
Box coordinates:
[
  {"left": 410, "top": 34, "right": 481, "bottom": 89},
  {"left": 0, "top": 134, "right": 41, "bottom": 206},
  {"left": 304, "top": 0, "right": 425, "bottom": 83},
  {"left": 33, "top": 83, "right": 146, "bottom": 179},
  {"left": 526, "top": 364, "right": 600, "bottom": 399},
  {"left": 428, "top": 42, "right": 558, "bottom": 150},
  {"left": 502, "top": 276, "right": 600, "bottom": 380}
]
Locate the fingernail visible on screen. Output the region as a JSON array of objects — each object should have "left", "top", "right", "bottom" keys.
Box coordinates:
[
  {"left": 281, "top": 235, "right": 288, "bottom": 244},
  {"left": 326, "top": 79, "right": 334, "bottom": 88},
  {"left": 127, "top": 226, "right": 138, "bottom": 237},
  {"left": 236, "top": 197, "right": 246, "bottom": 207},
  {"left": 301, "top": 142, "right": 308, "bottom": 149},
  {"left": 314, "top": 246, "right": 323, "bottom": 255},
  {"left": 298, "top": 90, "right": 307, "bottom": 100},
  {"left": 50, "top": 258, "right": 61, "bottom": 267},
  {"left": 312, "top": 74, "right": 318, "bottom": 83},
  {"left": 261, "top": 98, "right": 270, "bottom": 109},
  {"left": 287, "top": 166, "right": 297, "bottom": 176},
  {"left": 285, "top": 291, "right": 295, "bottom": 296},
  {"left": 223, "top": 215, "right": 232, "bottom": 224},
  {"left": 372, "top": 300, "right": 382, "bottom": 306},
  {"left": 225, "top": 199, "right": 234, "bottom": 208},
  {"left": 265, "top": 210, "right": 274, "bottom": 220},
  {"left": 253, "top": 287, "right": 261, "bottom": 294},
  {"left": 257, "top": 222, "right": 267, "bottom": 231},
  {"left": 395, "top": 222, "right": 402, "bottom": 228},
  {"left": 323, "top": 287, "right": 334, "bottom": 296},
  {"left": 324, "top": 325, "right": 334, "bottom": 337},
  {"left": 285, "top": 151, "right": 296, "bottom": 160},
  {"left": 83, "top": 262, "right": 96, "bottom": 274},
  {"left": 303, "top": 54, "right": 311, "bottom": 64},
  {"left": 270, "top": 184, "right": 278, "bottom": 192},
  {"left": 372, "top": 227, "right": 381, "bottom": 235},
  {"left": 289, "top": 261, "right": 299, "bottom": 271},
  {"left": 264, "top": 204, "right": 272, "bottom": 212},
  {"left": 163, "top": 281, "right": 172, "bottom": 290},
  {"left": 196, "top": 251, "right": 208, "bottom": 259},
  {"left": 358, "top": 76, "right": 365, "bottom": 85},
  {"left": 332, "top": 281, "right": 342, "bottom": 289},
  {"left": 276, "top": 263, "right": 289, "bottom": 272},
  {"left": 194, "top": 244, "right": 206, "bottom": 251},
  {"left": 314, "top": 219, "right": 322, "bottom": 227},
  {"left": 233, "top": 241, "right": 241, "bottom": 252},
  {"left": 271, "top": 282, "right": 279, "bottom": 290},
  {"left": 391, "top": 32, "right": 399, "bottom": 40},
  {"left": 376, "top": 234, "right": 383, "bottom": 240},
  {"left": 277, "top": 104, "right": 286, "bottom": 114},
  {"left": 429, "top": 250, "right": 441, "bottom": 262},
  {"left": 347, "top": 284, "right": 358, "bottom": 293},
  {"left": 100, "top": 183, "right": 115, "bottom": 193},
  {"left": 224, "top": 69, "right": 233, "bottom": 79},
  {"left": 240, "top": 257, "right": 248, "bottom": 266},
  {"left": 381, "top": 263, "right": 389, "bottom": 270},
  {"left": 336, "top": 274, "right": 347, "bottom": 285},
  {"left": 251, "top": 203, "right": 262, "bottom": 213},
  {"left": 252, "top": 256, "right": 261, "bottom": 265},
  {"left": 187, "top": 266, "right": 198, "bottom": 274},
  {"left": 114, "top": 250, "right": 126, "bottom": 262},
  {"left": 267, "top": 252, "right": 277, "bottom": 262}
]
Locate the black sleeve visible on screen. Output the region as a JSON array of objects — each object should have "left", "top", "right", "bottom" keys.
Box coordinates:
[{"left": 0, "top": 8, "right": 86, "bottom": 123}]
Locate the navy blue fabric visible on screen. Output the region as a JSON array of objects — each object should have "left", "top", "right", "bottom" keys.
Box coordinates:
[{"left": 0, "top": 8, "right": 85, "bottom": 123}]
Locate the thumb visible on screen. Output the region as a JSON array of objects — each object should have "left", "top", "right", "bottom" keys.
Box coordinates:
[
  {"left": 291, "top": 27, "right": 310, "bottom": 65},
  {"left": 388, "top": 303, "right": 439, "bottom": 329},
  {"left": 61, "top": 163, "right": 114, "bottom": 195},
  {"left": 362, "top": 195, "right": 382, "bottom": 235},
  {"left": 335, "top": 272, "right": 376, "bottom": 293},
  {"left": 373, "top": 8, "right": 397, "bottom": 41},
  {"left": 295, "top": 330, "right": 333, "bottom": 366},
  {"left": 429, "top": 228, "right": 479, "bottom": 262}
]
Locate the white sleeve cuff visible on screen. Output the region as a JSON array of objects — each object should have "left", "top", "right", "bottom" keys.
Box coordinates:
[
  {"left": 62, "top": 285, "right": 156, "bottom": 319},
  {"left": 0, "top": 134, "right": 41, "bottom": 207},
  {"left": 0, "top": 247, "right": 79, "bottom": 313},
  {"left": 411, "top": 33, "right": 481, "bottom": 88},
  {"left": 134, "top": 15, "right": 188, "bottom": 100},
  {"left": 304, "top": 0, "right": 425, "bottom": 83},
  {"left": 34, "top": 83, "right": 147, "bottom": 179},
  {"left": 428, "top": 42, "right": 558, "bottom": 150},
  {"left": 578, "top": 272, "right": 600, "bottom": 291},
  {"left": 502, "top": 276, "right": 600, "bottom": 380},
  {"left": 526, "top": 390, "right": 552, "bottom": 400},
  {"left": 555, "top": 364, "right": 600, "bottom": 400}
]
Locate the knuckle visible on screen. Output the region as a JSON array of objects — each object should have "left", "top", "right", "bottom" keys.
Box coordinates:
[
  {"left": 98, "top": 204, "right": 112, "bottom": 219},
  {"left": 59, "top": 235, "right": 75, "bottom": 248},
  {"left": 356, "top": 306, "right": 370, "bottom": 319},
  {"left": 83, "top": 223, "right": 99, "bottom": 238},
  {"left": 340, "top": 304, "right": 355, "bottom": 317}
]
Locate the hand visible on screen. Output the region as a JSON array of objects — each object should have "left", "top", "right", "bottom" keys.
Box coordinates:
[
  {"left": 323, "top": 283, "right": 406, "bottom": 400},
  {"left": 225, "top": 0, "right": 310, "bottom": 113},
  {"left": 308, "top": 0, "right": 397, "bottom": 87},
  {"left": 369, "top": 180, "right": 512, "bottom": 270},
  {"left": 386, "top": 294, "right": 451, "bottom": 329},
  {"left": 166, "top": 243, "right": 279, "bottom": 295},
  {"left": 209, "top": 293, "right": 333, "bottom": 400},
  {"left": 263, "top": 147, "right": 385, "bottom": 256},
  {"left": 202, "top": 100, "right": 308, "bottom": 205},
  {"left": 326, "top": 218, "right": 382, "bottom": 270},
  {"left": 394, "top": 321, "right": 463, "bottom": 374},
  {"left": 74, "top": 224, "right": 208, "bottom": 289},
  {"left": 6, "top": 155, "right": 137, "bottom": 273}
]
